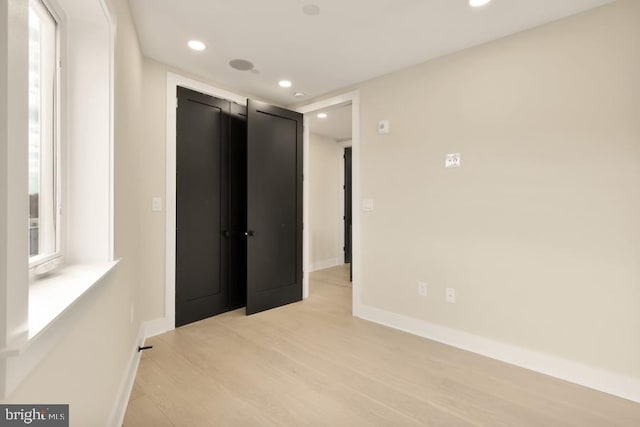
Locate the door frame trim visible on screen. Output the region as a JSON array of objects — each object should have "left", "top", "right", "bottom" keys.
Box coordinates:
[
  {"left": 297, "top": 91, "right": 362, "bottom": 316},
  {"left": 164, "top": 73, "right": 247, "bottom": 331}
]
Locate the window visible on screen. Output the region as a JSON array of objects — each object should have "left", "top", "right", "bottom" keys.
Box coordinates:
[
  {"left": 1, "top": 0, "right": 116, "bottom": 399},
  {"left": 28, "top": 0, "right": 60, "bottom": 271}
]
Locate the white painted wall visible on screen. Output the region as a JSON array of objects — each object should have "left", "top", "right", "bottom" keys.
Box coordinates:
[
  {"left": 309, "top": 133, "right": 342, "bottom": 271},
  {"left": 356, "top": 0, "right": 640, "bottom": 383},
  {"left": 63, "top": 11, "right": 113, "bottom": 264},
  {"left": 294, "top": 0, "right": 640, "bottom": 403}
]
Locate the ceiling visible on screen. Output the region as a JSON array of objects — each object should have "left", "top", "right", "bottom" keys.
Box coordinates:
[
  {"left": 129, "top": 0, "right": 614, "bottom": 106},
  {"left": 309, "top": 104, "right": 352, "bottom": 141}
]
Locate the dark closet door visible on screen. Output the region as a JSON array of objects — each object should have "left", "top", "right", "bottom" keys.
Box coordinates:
[
  {"left": 246, "top": 100, "right": 303, "bottom": 315},
  {"left": 176, "top": 87, "right": 230, "bottom": 327}
]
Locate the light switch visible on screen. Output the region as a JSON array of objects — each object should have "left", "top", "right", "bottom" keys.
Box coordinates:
[
  {"left": 152, "top": 197, "right": 162, "bottom": 212},
  {"left": 363, "top": 198, "right": 374, "bottom": 212},
  {"left": 378, "top": 120, "right": 390, "bottom": 135}
]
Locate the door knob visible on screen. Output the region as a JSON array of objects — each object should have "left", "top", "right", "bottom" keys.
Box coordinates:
[{"left": 245, "top": 230, "right": 255, "bottom": 237}]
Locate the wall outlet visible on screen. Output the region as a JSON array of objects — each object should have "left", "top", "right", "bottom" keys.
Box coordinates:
[
  {"left": 418, "top": 282, "right": 428, "bottom": 297},
  {"left": 445, "top": 153, "right": 461, "bottom": 168},
  {"left": 446, "top": 288, "right": 456, "bottom": 303}
]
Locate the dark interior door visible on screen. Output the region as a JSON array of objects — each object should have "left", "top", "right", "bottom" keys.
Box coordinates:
[
  {"left": 176, "top": 87, "right": 231, "bottom": 327},
  {"left": 344, "top": 147, "right": 352, "bottom": 265},
  {"left": 246, "top": 100, "right": 303, "bottom": 315}
]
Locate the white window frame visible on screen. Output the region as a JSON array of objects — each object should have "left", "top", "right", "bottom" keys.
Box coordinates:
[
  {"left": 27, "top": 0, "right": 63, "bottom": 276},
  {"left": 0, "top": 0, "right": 117, "bottom": 399}
]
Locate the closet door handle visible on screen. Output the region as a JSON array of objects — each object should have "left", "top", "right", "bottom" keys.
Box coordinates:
[
  {"left": 245, "top": 230, "right": 255, "bottom": 237},
  {"left": 222, "top": 230, "right": 231, "bottom": 238}
]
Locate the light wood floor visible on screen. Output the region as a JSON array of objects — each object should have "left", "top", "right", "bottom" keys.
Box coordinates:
[{"left": 124, "top": 265, "right": 640, "bottom": 426}]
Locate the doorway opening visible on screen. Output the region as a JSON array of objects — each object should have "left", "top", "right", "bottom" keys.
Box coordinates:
[
  {"left": 305, "top": 104, "right": 352, "bottom": 282},
  {"left": 298, "top": 92, "right": 361, "bottom": 316}
]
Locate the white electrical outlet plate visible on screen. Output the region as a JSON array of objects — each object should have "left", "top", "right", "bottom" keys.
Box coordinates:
[
  {"left": 363, "top": 198, "right": 374, "bottom": 212},
  {"left": 446, "top": 288, "right": 456, "bottom": 303},
  {"left": 418, "top": 282, "right": 428, "bottom": 297},
  {"left": 445, "top": 153, "right": 461, "bottom": 168}
]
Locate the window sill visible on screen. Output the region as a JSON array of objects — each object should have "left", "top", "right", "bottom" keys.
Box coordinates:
[
  {"left": 0, "top": 260, "right": 120, "bottom": 397},
  {"left": 28, "top": 261, "right": 120, "bottom": 340}
]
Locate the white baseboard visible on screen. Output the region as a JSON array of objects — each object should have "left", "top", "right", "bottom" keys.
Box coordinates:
[
  {"left": 309, "top": 257, "right": 341, "bottom": 272},
  {"left": 108, "top": 317, "right": 173, "bottom": 426},
  {"left": 142, "top": 317, "right": 173, "bottom": 338},
  {"left": 108, "top": 325, "right": 146, "bottom": 427},
  {"left": 357, "top": 303, "right": 640, "bottom": 404}
]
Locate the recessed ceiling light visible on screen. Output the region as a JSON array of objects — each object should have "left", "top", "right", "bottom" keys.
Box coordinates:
[
  {"left": 294, "top": 92, "right": 306, "bottom": 98},
  {"left": 317, "top": 113, "right": 327, "bottom": 119},
  {"left": 229, "top": 59, "right": 254, "bottom": 71},
  {"left": 469, "top": 0, "right": 492, "bottom": 7},
  {"left": 279, "top": 80, "right": 293, "bottom": 88},
  {"left": 187, "top": 40, "right": 206, "bottom": 51},
  {"left": 302, "top": 4, "right": 321, "bottom": 16}
]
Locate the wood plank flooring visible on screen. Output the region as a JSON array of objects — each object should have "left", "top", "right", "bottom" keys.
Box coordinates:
[{"left": 124, "top": 265, "right": 640, "bottom": 426}]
